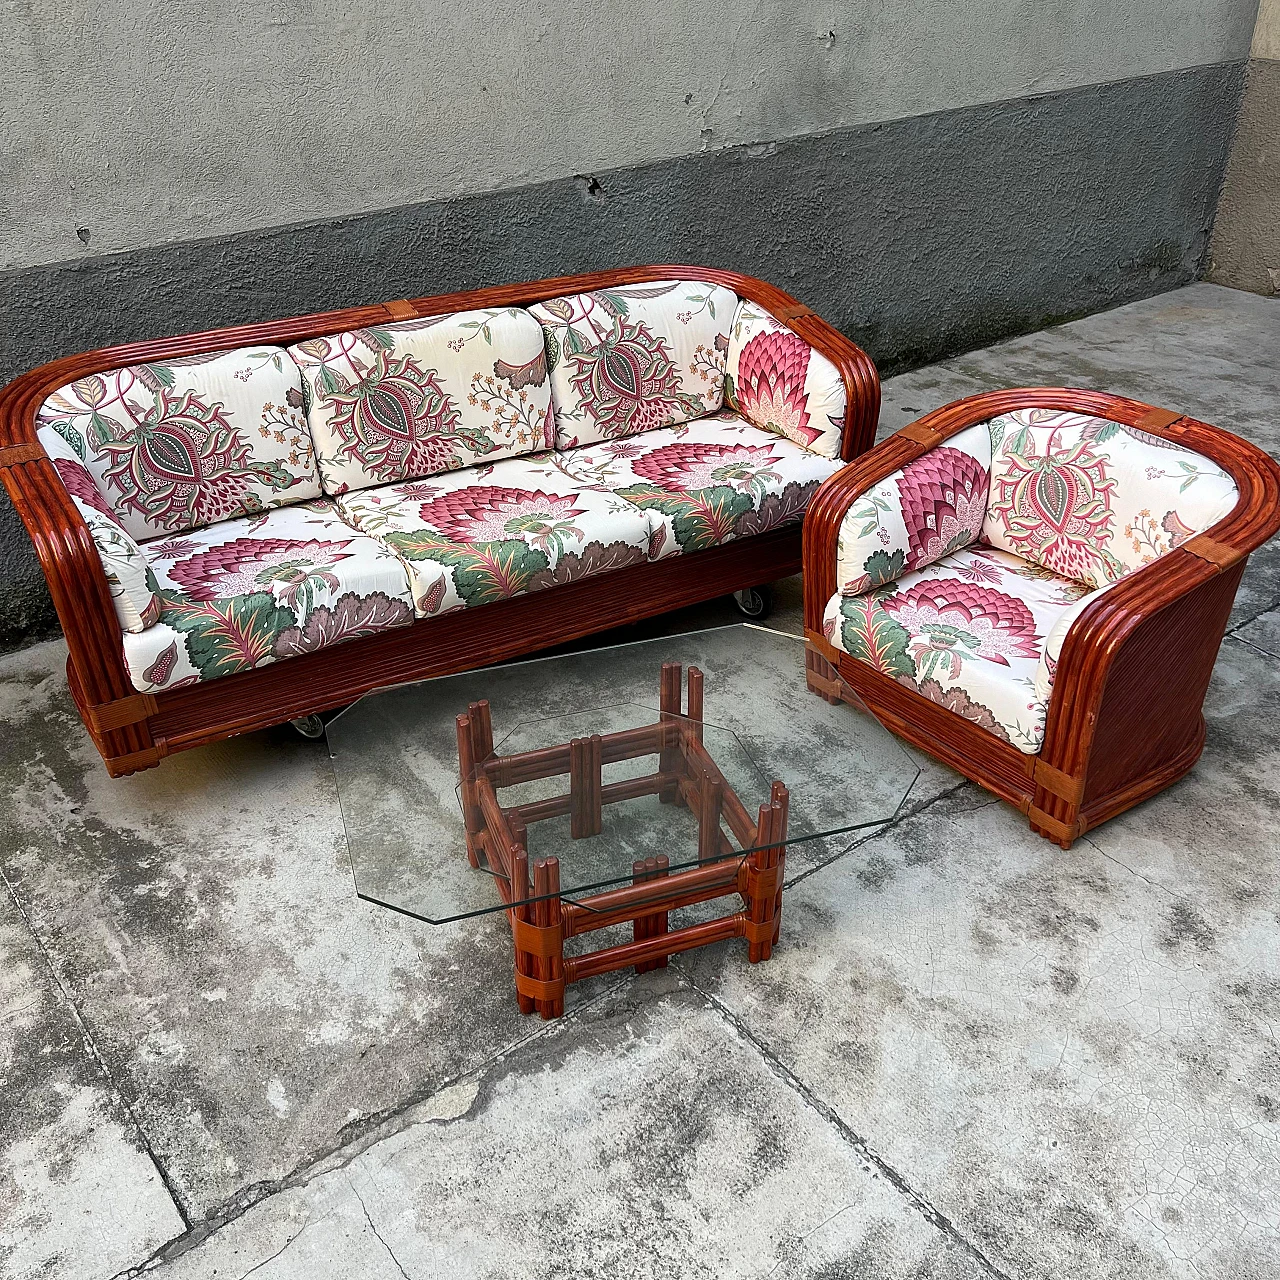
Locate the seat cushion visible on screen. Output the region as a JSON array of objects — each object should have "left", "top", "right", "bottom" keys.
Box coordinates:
[
  {"left": 36, "top": 346, "right": 322, "bottom": 541},
  {"left": 336, "top": 453, "right": 654, "bottom": 618},
  {"left": 288, "top": 308, "right": 554, "bottom": 495},
  {"left": 123, "top": 500, "right": 414, "bottom": 692},
  {"left": 558, "top": 412, "right": 841, "bottom": 559},
  {"left": 724, "top": 299, "right": 848, "bottom": 460},
  {"left": 528, "top": 280, "right": 736, "bottom": 449},
  {"left": 823, "top": 544, "right": 1093, "bottom": 753},
  {"left": 983, "top": 407, "right": 1238, "bottom": 587}
]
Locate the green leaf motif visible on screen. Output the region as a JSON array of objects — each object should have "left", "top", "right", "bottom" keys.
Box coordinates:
[
  {"left": 382, "top": 535, "right": 550, "bottom": 608},
  {"left": 617, "top": 483, "right": 753, "bottom": 553},
  {"left": 53, "top": 421, "right": 87, "bottom": 460},
  {"left": 160, "top": 590, "right": 294, "bottom": 680},
  {"left": 839, "top": 593, "right": 916, "bottom": 680},
  {"left": 1090, "top": 421, "right": 1121, "bottom": 443},
  {"left": 861, "top": 548, "right": 906, "bottom": 587},
  {"left": 317, "top": 364, "right": 341, "bottom": 397},
  {"left": 147, "top": 364, "right": 177, "bottom": 388},
  {"left": 543, "top": 330, "right": 561, "bottom": 375}
]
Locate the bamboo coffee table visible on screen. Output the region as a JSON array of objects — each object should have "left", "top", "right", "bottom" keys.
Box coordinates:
[{"left": 328, "top": 625, "right": 919, "bottom": 1019}]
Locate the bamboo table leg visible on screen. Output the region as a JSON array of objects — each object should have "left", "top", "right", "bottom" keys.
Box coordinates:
[{"left": 631, "top": 854, "right": 670, "bottom": 974}]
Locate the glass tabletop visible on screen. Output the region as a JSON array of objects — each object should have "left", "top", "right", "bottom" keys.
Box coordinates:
[{"left": 327, "top": 624, "right": 921, "bottom": 923}]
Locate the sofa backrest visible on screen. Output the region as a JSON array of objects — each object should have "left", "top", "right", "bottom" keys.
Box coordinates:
[
  {"left": 982, "top": 408, "right": 1239, "bottom": 588},
  {"left": 289, "top": 308, "right": 553, "bottom": 495},
  {"left": 528, "top": 280, "right": 736, "bottom": 449},
  {"left": 724, "top": 298, "right": 848, "bottom": 460},
  {"left": 36, "top": 346, "right": 322, "bottom": 542}
]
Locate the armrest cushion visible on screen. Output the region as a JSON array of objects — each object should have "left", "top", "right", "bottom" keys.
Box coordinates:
[
  {"left": 37, "top": 427, "right": 160, "bottom": 634},
  {"left": 725, "top": 299, "right": 847, "bottom": 459},
  {"left": 835, "top": 422, "right": 992, "bottom": 592}
]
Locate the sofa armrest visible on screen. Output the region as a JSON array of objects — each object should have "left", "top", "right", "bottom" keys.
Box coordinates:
[{"left": 0, "top": 372, "right": 144, "bottom": 721}]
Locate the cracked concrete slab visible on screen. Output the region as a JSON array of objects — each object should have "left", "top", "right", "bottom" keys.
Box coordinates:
[
  {"left": 0, "top": 886, "right": 183, "bottom": 1278},
  {"left": 679, "top": 636, "right": 1280, "bottom": 1279},
  {"left": 0, "top": 641, "right": 536, "bottom": 1222},
  {"left": 0, "top": 282, "right": 1276, "bottom": 1277},
  {"left": 149, "top": 983, "right": 993, "bottom": 1280}
]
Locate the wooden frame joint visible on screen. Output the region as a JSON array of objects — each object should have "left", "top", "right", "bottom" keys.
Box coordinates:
[
  {"left": 1033, "top": 759, "right": 1085, "bottom": 805},
  {"left": 897, "top": 421, "right": 944, "bottom": 446},
  {"left": 382, "top": 299, "right": 417, "bottom": 321},
  {"left": 1182, "top": 535, "right": 1244, "bottom": 571},
  {"left": 0, "top": 442, "right": 45, "bottom": 468},
  {"left": 1134, "top": 407, "right": 1184, "bottom": 432},
  {"left": 776, "top": 303, "right": 815, "bottom": 322},
  {"left": 87, "top": 692, "right": 158, "bottom": 734},
  {"left": 1028, "top": 806, "right": 1078, "bottom": 844}
]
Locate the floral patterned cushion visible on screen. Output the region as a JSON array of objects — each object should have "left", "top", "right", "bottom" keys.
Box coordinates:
[
  {"left": 122, "top": 500, "right": 414, "bottom": 692},
  {"left": 724, "top": 299, "right": 848, "bottom": 459},
  {"left": 836, "top": 422, "right": 992, "bottom": 595},
  {"left": 36, "top": 427, "right": 160, "bottom": 634},
  {"left": 288, "top": 309, "right": 554, "bottom": 496},
  {"left": 336, "top": 453, "right": 655, "bottom": 618},
  {"left": 528, "top": 280, "right": 735, "bottom": 449},
  {"left": 556, "top": 411, "right": 842, "bottom": 560},
  {"left": 36, "top": 347, "right": 321, "bottom": 543},
  {"left": 824, "top": 544, "right": 1095, "bottom": 753},
  {"left": 983, "top": 408, "right": 1238, "bottom": 587}
]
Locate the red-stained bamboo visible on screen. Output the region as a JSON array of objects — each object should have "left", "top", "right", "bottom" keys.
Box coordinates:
[
  {"left": 802, "top": 388, "right": 1280, "bottom": 847},
  {"left": 0, "top": 266, "right": 879, "bottom": 777}
]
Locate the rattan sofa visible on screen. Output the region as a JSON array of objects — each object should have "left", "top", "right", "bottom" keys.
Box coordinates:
[
  {"left": 803, "top": 388, "right": 1280, "bottom": 847},
  {"left": 0, "top": 267, "right": 878, "bottom": 776}
]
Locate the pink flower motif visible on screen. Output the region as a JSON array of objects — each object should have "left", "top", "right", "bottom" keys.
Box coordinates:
[
  {"left": 734, "top": 329, "right": 818, "bottom": 449},
  {"left": 149, "top": 537, "right": 203, "bottom": 560},
  {"left": 166, "top": 537, "right": 353, "bottom": 601},
  {"left": 883, "top": 579, "right": 1040, "bottom": 677},
  {"left": 631, "top": 440, "right": 780, "bottom": 493},
  {"left": 416, "top": 486, "right": 584, "bottom": 543},
  {"left": 398, "top": 482, "right": 443, "bottom": 502},
  {"left": 896, "top": 447, "right": 989, "bottom": 570}
]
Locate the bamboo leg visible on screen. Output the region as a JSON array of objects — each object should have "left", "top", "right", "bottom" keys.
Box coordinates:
[
  {"left": 687, "top": 666, "right": 704, "bottom": 744},
  {"left": 533, "top": 857, "right": 565, "bottom": 1019},
  {"left": 659, "top": 663, "right": 682, "bottom": 803},
  {"left": 569, "top": 734, "right": 604, "bottom": 838},
  {"left": 455, "top": 712, "right": 482, "bottom": 868},
  {"left": 512, "top": 847, "right": 535, "bottom": 1016},
  {"left": 747, "top": 796, "right": 785, "bottom": 963},
  {"left": 697, "top": 773, "right": 723, "bottom": 864},
  {"left": 770, "top": 781, "right": 789, "bottom": 949},
  {"left": 631, "top": 855, "right": 671, "bottom": 974}
]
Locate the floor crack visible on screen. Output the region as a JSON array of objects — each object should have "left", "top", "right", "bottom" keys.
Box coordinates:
[
  {"left": 109, "top": 973, "right": 630, "bottom": 1275},
  {"left": 687, "top": 976, "right": 1015, "bottom": 1280},
  {"left": 1, "top": 866, "right": 193, "bottom": 1233},
  {"left": 351, "top": 1180, "right": 412, "bottom": 1280}
]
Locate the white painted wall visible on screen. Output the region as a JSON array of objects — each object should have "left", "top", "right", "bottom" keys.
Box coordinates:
[{"left": 0, "top": 0, "right": 1259, "bottom": 270}]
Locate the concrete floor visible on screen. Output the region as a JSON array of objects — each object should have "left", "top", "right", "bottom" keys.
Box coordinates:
[{"left": 2, "top": 282, "right": 1278, "bottom": 1279}]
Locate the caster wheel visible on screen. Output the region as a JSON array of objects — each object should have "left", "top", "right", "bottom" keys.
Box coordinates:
[
  {"left": 732, "top": 585, "right": 774, "bottom": 620},
  {"left": 289, "top": 714, "right": 326, "bottom": 740}
]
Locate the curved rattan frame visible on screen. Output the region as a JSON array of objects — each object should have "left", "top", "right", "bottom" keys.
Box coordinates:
[
  {"left": 0, "top": 265, "right": 880, "bottom": 776},
  {"left": 802, "top": 388, "right": 1280, "bottom": 848}
]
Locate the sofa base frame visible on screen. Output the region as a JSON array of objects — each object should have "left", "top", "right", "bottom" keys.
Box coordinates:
[{"left": 81, "top": 524, "right": 805, "bottom": 777}]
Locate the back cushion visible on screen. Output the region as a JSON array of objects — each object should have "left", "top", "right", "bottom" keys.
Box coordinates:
[
  {"left": 836, "top": 421, "right": 992, "bottom": 594},
  {"left": 724, "top": 299, "right": 848, "bottom": 459},
  {"left": 36, "top": 347, "right": 321, "bottom": 541},
  {"left": 529, "top": 280, "right": 736, "bottom": 449},
  {"left": 983, "top": 408, "right": 1239, "bottom": 588},
  {"left": 289, "top": 308, "right": 553, "bottom": 495}
]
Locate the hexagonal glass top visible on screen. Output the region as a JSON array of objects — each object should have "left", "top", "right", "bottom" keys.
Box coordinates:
[{"left": 328, "top": 625, "right": 920, "bottom": 923}]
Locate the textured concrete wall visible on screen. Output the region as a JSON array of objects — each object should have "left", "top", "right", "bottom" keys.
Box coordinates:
[
  {"left": 1207, "top": 1, "right": 1280, "bottom": 295},
  {"left": 0, "top": 63, "right": 1246, "bottom": 649},
  {"left": 0, "top": 0, "right": 1257, "bottom": 271}
]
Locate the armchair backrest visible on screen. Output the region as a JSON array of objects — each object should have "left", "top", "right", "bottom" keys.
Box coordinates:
[{"left": 982, "top": 408, "right": 1239, "bottom": 588}]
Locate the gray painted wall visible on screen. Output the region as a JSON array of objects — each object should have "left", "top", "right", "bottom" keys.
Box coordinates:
[
  {"left": 1207, "top": 0, "right": 1280, "bottom": 295},
  {"left": 1, "top": 1, "right": 1258, "bottom": 271},
  {"left": 0, "top": 0, "right": 1260, "bottom": 650}
]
